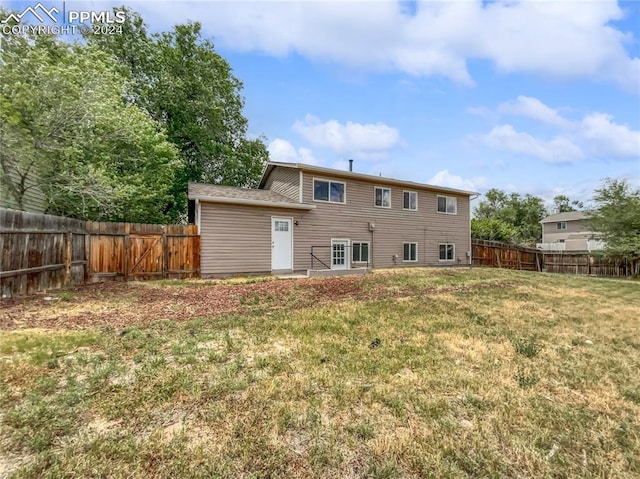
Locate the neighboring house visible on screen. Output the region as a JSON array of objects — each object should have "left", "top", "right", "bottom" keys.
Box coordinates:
[
  {"left": 538, "top": 211, "right": 604, "bottom": 252},
  {"left": 0, "top": 169, "right": 46, "bottom": 213},
  {"left": 189, "top": 161, "right": 477, "bottom": 276}
]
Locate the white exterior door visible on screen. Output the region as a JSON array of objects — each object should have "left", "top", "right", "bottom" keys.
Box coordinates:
[
  {"left": 331, "top": 239, "right": 349, "bottom": 270},
  {"left": 271, "top": 218, "right": 293, "bottom": 270}
]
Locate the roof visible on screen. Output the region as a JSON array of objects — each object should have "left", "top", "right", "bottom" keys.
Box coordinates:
[
  {"left": 188, "top": 183, "right": 315, "bottom": 210},
  {"left": 259, "top": 161, "right": 479, "bottom": 197},
  {"left": 541, "top": 211, "right": 590, "bottom": 223}
]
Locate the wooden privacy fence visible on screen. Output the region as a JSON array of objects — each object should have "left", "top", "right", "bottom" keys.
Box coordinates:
[
  {"left": 0, "top": 208, "right": 200, "bottom": 296},
  {"left": 472, "top": 239, "right": 638, "bottom": 277},
  {"left": 543, "top": 253, "right": 639, "bottom": 277},
  {"left": 472, "top": 239, "right": 543, "bottom": 272}
]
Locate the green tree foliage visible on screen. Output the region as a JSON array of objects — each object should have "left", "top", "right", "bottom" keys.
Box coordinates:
[
  {"left": 471, "top": 218, "right": 519, "bottom": 243},
  {"left": 86, "top": 8, "right": 269, "bottom": 219},
  {"left": 0, "top": 28, "right": 180, "bottom": 222},
  {"left": 473, "top": 189, "right": 547, "bottom": 244},
  {"left": 552, "top": 194, "right": 584, "bottom": 213},
  {"left": 587, "top": 179, "right": 640, "bottom": 259}
]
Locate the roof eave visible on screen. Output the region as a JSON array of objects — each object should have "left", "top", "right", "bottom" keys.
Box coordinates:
[
  {"left": 259, "top": 162, "right": 478, "bottom": 196},
  {"left": 191, "top": 195, "right": 315, "bottom": 210}
]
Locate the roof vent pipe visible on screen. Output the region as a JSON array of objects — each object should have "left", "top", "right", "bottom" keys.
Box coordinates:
[{"left": 349, "top": 159, "right": 353, "bottom": 172}]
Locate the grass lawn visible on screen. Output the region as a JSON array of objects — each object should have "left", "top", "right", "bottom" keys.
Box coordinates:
[{"left": 0, "top": 268, "right": 638, "bottom": 478}]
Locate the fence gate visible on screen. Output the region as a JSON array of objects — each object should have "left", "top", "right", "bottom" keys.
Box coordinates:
[{"left": 128, "top": 233, "right": 164, "bottom": 279}]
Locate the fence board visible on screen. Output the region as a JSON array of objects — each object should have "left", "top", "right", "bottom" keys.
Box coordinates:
[
  {"left": 1, "top": 209, "right": 200, "bottom": 296},
  {"left": 472, "top": 239, "right": 541, "bottom": 272},
  {"left": 472, "top": 239, "right": 638, "bottom": 278}
]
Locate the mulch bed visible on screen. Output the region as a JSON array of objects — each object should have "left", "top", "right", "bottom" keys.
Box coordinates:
[{"left": 0, "top": 276, "right": 510, "bottom": 330}]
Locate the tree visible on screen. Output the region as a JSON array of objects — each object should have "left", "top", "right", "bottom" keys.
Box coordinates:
[
  {"left": 473, "top": 189, "right": 547, "bottom": 244},
  {"left": 552, "top": 194, "right": 584, "bottom": 213},
  {"left": 0, "top": 27, "right": 181, "bottom": 222},
  {"left": 86, "top": 9, "right": 269, "bottom": 219},
  {"left": 471, "top": 218, "right": 518, "bottom": 243},
  {"left": 587, "top": 179, "right": 640, "bottom": 259}
]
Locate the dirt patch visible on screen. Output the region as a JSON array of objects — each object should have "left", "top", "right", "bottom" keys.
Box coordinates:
[{"left": 0, "top": 276, "right": 511, "bottom": 331}]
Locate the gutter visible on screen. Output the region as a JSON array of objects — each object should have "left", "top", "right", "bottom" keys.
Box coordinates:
[{"left": 193, "top": 196, "right": 316, "bottom": 210}]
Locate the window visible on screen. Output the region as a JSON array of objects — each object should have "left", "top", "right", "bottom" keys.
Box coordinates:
[
  {"left": 403, "top": 191, "right": 418, "bottom": 211},
  {"left": 375, "top": 187, "right": 391, "bottom": 208},
  {"left": 313, "top": 179, "right": 345, "bottom": 203},
  {"left": 439, "top": 243, "right": 455, "bottom": 261},
  {"left": 403, "top": 242, "right": 417, "bottom": 262},
  {"left": 556, "top": 222, "right": 567, "bottom": 230},
  {"left": 352, "top": 242, "right": 370, "bottom": 263},
  {"left": 437, "top": 195, "right": 457, "bottom": 214},
  {"left": 274, "top": 220, "right": 289, "bottom": 232}
]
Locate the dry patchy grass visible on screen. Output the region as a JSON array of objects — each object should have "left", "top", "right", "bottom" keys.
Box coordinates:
[{"left": 0, "top": 268, "right": 639, "bottom": 478}]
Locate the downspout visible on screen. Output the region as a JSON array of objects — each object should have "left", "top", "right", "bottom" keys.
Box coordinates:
[
  {"left": 370, "top": 228, "right": 374, "bottom": 269},
  {"left": 195, "top": 199, "right": 201, "bottom": 234}
]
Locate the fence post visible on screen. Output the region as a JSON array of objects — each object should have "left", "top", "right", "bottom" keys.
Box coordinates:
[
  {"left": 84, "top": 230, "right": 91, "bottom": 283},
  {"left": 123, "top": 224, "right": 130, "bottom": 281},
  {"left": 63, "top": 231, "right": 72, "bottom": 287},
  {"left": 162, "top": 226, "right": 168, "bottom": 279}
]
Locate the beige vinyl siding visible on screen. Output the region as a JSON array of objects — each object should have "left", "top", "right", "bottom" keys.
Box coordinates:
[
  {"left": 198, "top": 168, "right": 472, "bottom": 275},
  {"left": 542, "top": 219, "right": 589, "bottom": 243},
  {"left": 263, "top": 167, "right": 300, "bottom": 201},
  {"left": 199, "top": 201, "right": 302, "bottom": 275},
  {"left": 0, "top": 169, "right": 46, "bottom": 213},
  {"left": 292, "top": 173, "right": 471, "bottom": 269}
]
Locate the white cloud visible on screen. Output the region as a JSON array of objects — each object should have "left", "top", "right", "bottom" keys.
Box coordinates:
[
  {"left": 466, "top": 106, "right": 497, "bottom": 120},
  {"left": 292, "top": 115, "right": 401, "bottom": 160},
  {"left": 475, "top": 96, "right": 639, "bottom": 163},
  {"left": 580, "top": 113, "right": 640, "bottom": 158},
  {"left": 427, "top": 170, "right": 486, "bottom": 192},
  {"left": 480, "top": 125, "right": 584, "bottom": 164},
  {"left": 498, "top": 96, "right": 574, "bottom": 129},
  {"left": 139, "top": 0, "right": 640, "bottom": 92},
  {"left": 267, "top": 138, "right": 318, "bottom": 165}
]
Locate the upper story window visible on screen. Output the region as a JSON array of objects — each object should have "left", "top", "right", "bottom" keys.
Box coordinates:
[
  {"left": 556, "top": 222, "right": 567, "bottom": 230},
  {"left": 313, "top": 179, "right": 345, "bottom": 203},
  {"left": 374, "top": 187, "right": 391, "bottom": 208},
  {"left": 437, "top": 195, "right": 457, "bottom": 214},
  {"left": 403, "top": 191, "right": 417, "bottom": 211}
]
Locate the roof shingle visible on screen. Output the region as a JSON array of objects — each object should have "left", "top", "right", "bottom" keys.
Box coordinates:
[
  {"left": 188, "top": 183, "right": 299, "bottom": 204},
  {"left": 541, "top": 211, "right": 590, "bottom": 223}
]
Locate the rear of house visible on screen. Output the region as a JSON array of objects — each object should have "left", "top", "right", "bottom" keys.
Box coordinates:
[
  {"left": 538, "top": 211, "right": 604, "bottom": 252},
  {"left": 190, "top": 162, "right": 477, "bottom": 276}
]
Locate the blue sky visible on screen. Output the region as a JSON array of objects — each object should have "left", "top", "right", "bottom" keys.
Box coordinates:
[{"left": 4, "top": 0, "right": 640, "bottom": 206}]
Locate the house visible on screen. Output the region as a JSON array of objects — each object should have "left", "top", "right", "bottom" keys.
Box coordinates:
[
  {"left": 0, "top": 169, "right": 46, "bottom": 213},
  {"left": 188, "top": 161, "right": 478, "bottom": 276},
  {"left": 538, "top": 211, "right": 604, "bottom": 252}
]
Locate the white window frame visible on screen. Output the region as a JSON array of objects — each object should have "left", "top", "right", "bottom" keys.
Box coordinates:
[
  {"left": 313, "top": 178, "right": 346, "bottom": 204},
  {"left": 556, "top": 222, "right": 567, "bottom": 230},
  {"left": 352, "top": 241, "right": 370, "bottom": 263},
  {"left": 437, "top": 195, "right": 457, "bottom": 215},
  {"left": 439, "top": 243, "right": 455, "bottom": 261},
  {"left": 374, "top": 186, "right": 392, "bottom": 208},
  {"left": 403, "top": 242, "right": 418, "bottom": 262},
  {"left": 403, "top": 190, "right": 418, "bottom": 211}
]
